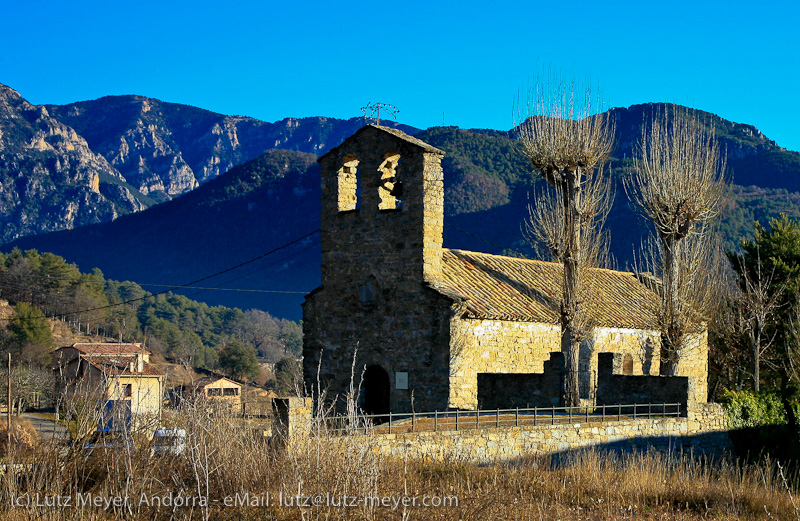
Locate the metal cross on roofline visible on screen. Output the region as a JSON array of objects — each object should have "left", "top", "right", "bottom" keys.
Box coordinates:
[{"left": 361, "top": 102, "right": 399, "bottom": 126}]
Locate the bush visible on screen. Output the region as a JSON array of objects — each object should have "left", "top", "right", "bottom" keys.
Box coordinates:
[{"left": 719, "top": 389, "right": 788, "bottom": 428}]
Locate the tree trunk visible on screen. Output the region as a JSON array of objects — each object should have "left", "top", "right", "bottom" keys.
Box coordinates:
[
  {"left": 561, "top": 170, "right": 582, "bottom": 407},
  {"left": 753, "top": 325, "right": 761, "bottom": 392},
  {"left": 660, "top": 237, "right": 680, "bottom": 376}
]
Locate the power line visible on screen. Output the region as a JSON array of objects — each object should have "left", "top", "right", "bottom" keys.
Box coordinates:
[
  {"left": 54, "top": 228, "right": 320, "bottom": 319},
  {"left": 0, "top": 275, "right": 307, "bottom": 294},
  {"left": 182, "top": 241, "right": 320, "bottom": 300},
  {"left": 0, "top": 229, "right": 320, "bottom": 321}
]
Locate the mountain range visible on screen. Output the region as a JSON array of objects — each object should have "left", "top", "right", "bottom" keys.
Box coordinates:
[
  {"left": 2, "top": 81, "right": 800, "bottom": 320},
  {"left": 0, "top": 82, "right": 415, "bottom": 244}
]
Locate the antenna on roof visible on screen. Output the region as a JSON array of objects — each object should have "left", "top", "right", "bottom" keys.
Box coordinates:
[{"left": 361, "top": 102, "right": 399, "bottom": 126}]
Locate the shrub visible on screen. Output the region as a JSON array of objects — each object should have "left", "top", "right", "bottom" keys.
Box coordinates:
[{"left": 719, "top": 389, "right": 788, "bottom": 428}]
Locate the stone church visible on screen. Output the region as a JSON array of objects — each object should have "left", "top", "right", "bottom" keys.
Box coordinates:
[{"left": 302, "top": 125, "right": 708, "bottom": 414}]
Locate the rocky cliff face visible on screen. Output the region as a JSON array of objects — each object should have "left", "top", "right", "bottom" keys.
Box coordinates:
[
  {"left": 0, "top": 84, "right": 147, "bottom": 244},
  {"left": 0, "top": 82, "right": 416, "bottom": 244},
  {"left": 46, "top": 96, "right": 418, "bottom": 201}
]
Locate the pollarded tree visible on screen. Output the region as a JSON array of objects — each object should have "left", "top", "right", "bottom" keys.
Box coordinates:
[
  {"left": 516, "top": 73, "right": 615, "bottom": 406},
  {"left": 627, "top": 106, "right": 726, "bottom": 375}
]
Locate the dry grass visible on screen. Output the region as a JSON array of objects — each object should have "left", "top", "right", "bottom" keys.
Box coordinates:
[
  {"left": 1, "top": 405, "right": 798, "bottom": 520},
  {"left": 0, "top": 417, "right": 39, "bottom": 455}
]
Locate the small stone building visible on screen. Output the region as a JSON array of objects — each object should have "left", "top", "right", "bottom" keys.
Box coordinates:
[
  {"left": 302, "top": 125, "right": 708, "bottom": 414},
  {"left": 53, "top": 343, "right": 164, "bottom": 431}
]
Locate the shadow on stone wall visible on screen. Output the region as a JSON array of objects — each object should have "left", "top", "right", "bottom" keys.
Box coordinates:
[
  {"left": 477, "top": 352, "right": 692, "bottom": 412},
  {"left": 596, "top": 353, "right": 689, "bottom": 411},
  {"left": 477, "top": 353, "right": 564, "bottom": 409}
]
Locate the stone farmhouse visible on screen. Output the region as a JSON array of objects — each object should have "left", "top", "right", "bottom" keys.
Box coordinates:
[
  {"left": 302, "top": 125, "right": 708, "bottom": 415},
  {"left": 53, "top": 343, "right": 164, "bottom": 431}
]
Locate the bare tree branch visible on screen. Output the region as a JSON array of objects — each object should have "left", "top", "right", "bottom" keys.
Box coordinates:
[
  {"left": 515, "top": 72, "right": 615, "bottom": 406},
  {"left": 626, "top": 106, "right": 726, "bottom": 375}
]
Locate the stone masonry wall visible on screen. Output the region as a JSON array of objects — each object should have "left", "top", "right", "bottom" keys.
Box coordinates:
[
  {"left": 356, "top": 410, "right": 732, "bottom": 463},
  {"left": 449, "top": 319, "right": 560, "bottom": 409},
  {"left": 280, "top": 397, "right": 732, "bottom": 464},
  {"left": 674, "top": 331, "right": 709, "bottom": 406},
  {"left": 477, "top": 353, "right": 564, "bottom": 409},
  {"left": 450, "top": 320, "right": 700, "bottom": 409},
  {"left": 304, "top": 126, "right": 452, "bottom": 413},
  {"left": 595, "top": 353, "right": 690, "bottom": 409}
]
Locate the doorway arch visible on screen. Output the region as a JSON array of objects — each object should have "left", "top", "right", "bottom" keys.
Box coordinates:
[{"left": 362, "top": 365, "right": 390, "bottom": 418}]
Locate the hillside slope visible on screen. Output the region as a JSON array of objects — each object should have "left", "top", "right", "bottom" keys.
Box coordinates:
[
  {"left": 8, "top": 109, "right": 800, "bottom": 320},
  {"left": 6, "top": 149, "right": 321, "bottom": 319}
]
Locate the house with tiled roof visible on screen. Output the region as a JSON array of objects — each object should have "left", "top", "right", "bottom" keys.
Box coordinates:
[
  {"left": 180, "top": 374, "right": 242, "bottom": 412},
  {"left": 302, "top": 125, "right": 708, "bottom": 414},
  {"left": 53, "top": 343, "right": 164, "bottom": 432}
]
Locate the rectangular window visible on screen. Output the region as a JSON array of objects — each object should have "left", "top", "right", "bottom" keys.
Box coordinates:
[
  {"left": 223, "top": 388, "right": 238, "bottom": 396},
  {"left": 207, "top": 388, "right": 223, "bottom": 397}
]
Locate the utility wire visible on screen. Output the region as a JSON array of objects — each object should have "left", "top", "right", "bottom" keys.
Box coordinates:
[
  {"left": 0, "top": 275, "right": 307, "bottom": 294},
  {"left": 3, "top": 224, "right": 528, "bottom": 325},
  {"left": 182, "top": 241, "right": 320, "bottom": 300},
  {"left": 0, "top": 229, "right": 320, "bottom": 321}
]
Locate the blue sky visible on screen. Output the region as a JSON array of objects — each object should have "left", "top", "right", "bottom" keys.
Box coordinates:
[{"left": 3, "top": 0, "right": 799, "bottom": 151}]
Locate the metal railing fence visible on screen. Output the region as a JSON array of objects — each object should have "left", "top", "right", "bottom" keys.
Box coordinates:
[{"left": 323, "top": 402, "right": 683, "bottom": 435}]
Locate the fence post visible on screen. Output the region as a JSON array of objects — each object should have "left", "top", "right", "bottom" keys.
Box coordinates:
[
  {"left": 412, "top": 411, "right": 415, "bottom": 433},
  {"left": 634, "top": 404, "right": 637, "bottom": 419},
  {"left": 389, "top": 412, "right": 392, "bottom": 434},
  {"left": 585, "top": 405, "right": 589, "bottom": 423},
  {"left": 648, "top": 403, "right": 651, "bottom": 419},
  {"left": 455, "top": 410, "right": 459, "bottom": 431},
  {"left": 515, "top": 407, "right": 519, "bottom": 427},
  {"left": 602, "top": 404, "right": 605, "bottom": 422},
  {"left": 618, "top": 405, "right": 621, "bottom": 422},
  {"left": 476, "top": 409, "right": 479, "bottom": 429},
  {"left": 496, "top": 408, "right": 500, "bottom": 428},
  {"left": 551, "top": 407, "right": 555, "bottom": 425},
  {"left": 569, "top": 406, "right": 572, "bottom": 423},
  {"left": 434, "top": 410, "right": 438, "bottom": 432}
]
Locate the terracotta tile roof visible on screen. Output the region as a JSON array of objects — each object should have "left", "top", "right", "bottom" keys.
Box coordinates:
[
  {"left": 319, "top": 124, "right": 444, "bottom": 161},
  {"left": 67, "top": 343, "right": 149, "bottom": 355},
  {"left": 86, "top": 356, "right": 164, "bottom": 377},
  {"left": 433, "top": 249, "right": 659, "bottom": 330}
]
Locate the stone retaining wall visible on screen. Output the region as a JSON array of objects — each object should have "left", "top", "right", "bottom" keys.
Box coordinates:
[
  {"left": 361, "top": 406, "right": 731, "bottom": 462},
  {"left": 279, "top": 398, "right": 732, "bottom": 463}
]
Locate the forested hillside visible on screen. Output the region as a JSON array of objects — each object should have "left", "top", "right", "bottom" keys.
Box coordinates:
[
  {"left": 0, "top": 249, "right": 302, "bottom": 378},
  {"left": 5, "top": 149, "right": 321, "bottom": 318}
]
